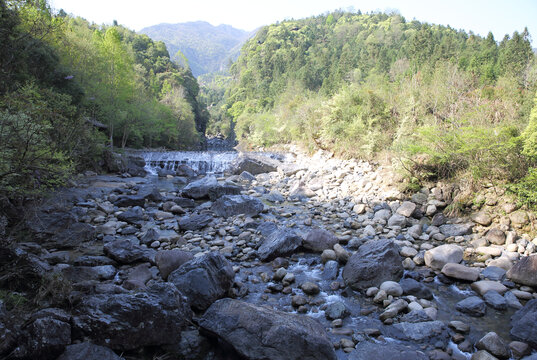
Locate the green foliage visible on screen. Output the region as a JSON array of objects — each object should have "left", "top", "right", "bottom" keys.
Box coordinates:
[
  {"left": 521, "top": 91, "right": 537, "bottom": 160},
  {"left": 507, "top": 167, "right": 537, "bottom": 209},
  {"left": 0, "top": 290, "right": 28, "bottom": 310}
]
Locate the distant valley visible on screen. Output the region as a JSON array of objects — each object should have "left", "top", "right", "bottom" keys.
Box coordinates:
[{"left": 140, "top": 21, "right": 253, "bottom": 77}]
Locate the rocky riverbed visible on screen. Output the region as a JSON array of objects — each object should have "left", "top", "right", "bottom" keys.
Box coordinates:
[{"left": 1, "top": 149, "right": 537, "bottom": 360}]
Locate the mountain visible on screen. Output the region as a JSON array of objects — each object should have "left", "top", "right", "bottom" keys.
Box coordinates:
[{"left": 140, "top": 21, "right": 252, "bottom": 77}]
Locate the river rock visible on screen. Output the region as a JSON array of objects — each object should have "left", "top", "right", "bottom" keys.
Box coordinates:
[
  {"left": 181, "top": 175, "right": 219, "bottom": 199},
  {"left": 59, "top": 265, "right": 116, "bottom": 283},
  {"left": 399, "top": 278, "right": 433, "bottom": 299},
  {"left": 506, "top": 255, "right": 537, "bottom": 287},
  {"left": 113, "top": 195, "right": 145, "bottom": 208},
  {"left": 471, "top": 212, "right": 493, "bottom": 226},
  {"left": 207, "top": 182, "right": 242, "bottom": 200},
  {"left": 303, "top": 228, "right": 338, "bottom": 252},
  {"left": 349, "top": 341, "right": 428, "bottom": 360},
  {"left": 72, "top": 282, "right": 190, "bottom": 351},
  {"left": 103, "top": 238, "right": 156, "bottom": 264},
  {"left": 168, "top": 252, "right": 234, "bottom": 311},
  {"left": 325, "top": 301, "right": 348, "bottom": 320},
  {"left": 424, "top": 244, "right": 463, "bottom": 270},
  {"left": 117, "top": 206, "right": 144, "bottom": 225},
  {"left": 397, "top": 201, "right": 416, "bottom": 217},
  {"left": 257, "top": 228, "right": 302, "bottom": 261},
  {"left": 471, "top": 280, "right": 508, "bottom": 296},
  {"left": 388, "top": 214, "right": 407, "bottom": 227},
  {"left": 387, "top": 321, "right": 449, "bottom": 347},
  {"left": 199, "top": 298, "right": 336, "bottom": 360},
  {"left": 231, "top": 155, "right": 279, "bottom": 175},
  {"left": 510, "top": 211, "right": 529, "bottom": 227},
  {"left": 482, "top": 266, "right": 507, "bottom": 281},
  {"left": 380, "top": 281, "right": 403, "bottom": 297},
  {"left": 510, "top": 299, "right": 537, "bottom": 348},
  {"left": 483, "top": 290, "right": 508, "bottom": 310},
  {"left": 211, "top": 195, "right": 264, "bottom": 217},
  {"left": 123, "top": 263, "right": 152, "bottom": 290},
  {"left": 343, "top": 239, "right": 403, "bottom": 290},
  {"left": 456, "top": 296, "right": 486, "bottom": 317},
  {"left": 476, "top": 332, "right": 510, "bottom": 359},
  {"left": 441, "top": 263, "right": 480, "bottom": 281},
  {"left": 47, "top": 222, "right": 96, "bottom": 249},
  {"left": 155, "top": 249, "right": 194, "bottom": 280},
  {"left": 178, "top": 213, "right": 212, "bottom": 231},
  {"left": 57, "top": 342, "right": 122, "bottom": 360},
  {"left": 486, "top": 228, "right": 506, "bottom": 245},
  {"left": 439, "top": 223, "right": 473, "bottom": 237},
  {"left": 472, "top": 350, "right": 500, "bottom": 360}
]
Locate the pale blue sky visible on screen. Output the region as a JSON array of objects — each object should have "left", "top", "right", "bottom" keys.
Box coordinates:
[{"left": 49, "top": 0, "right": 536, "bottom": 44}]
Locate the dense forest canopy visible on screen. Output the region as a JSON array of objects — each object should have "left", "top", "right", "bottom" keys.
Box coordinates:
[
  {"left": 219, "top": 11, "right": 537, "bottom": 203},
  {"left": 0, "top": 0, "right": 208, "bottom": 196}
]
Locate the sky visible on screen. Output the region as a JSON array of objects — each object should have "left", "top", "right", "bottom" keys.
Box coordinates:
[{"left": 49, "top": 0, "right": 537, "bottom": 45}]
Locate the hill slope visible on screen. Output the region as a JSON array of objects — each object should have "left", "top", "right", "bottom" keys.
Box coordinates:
[{"left": 140, "top": 21, "right": 251, "bottom": 76}]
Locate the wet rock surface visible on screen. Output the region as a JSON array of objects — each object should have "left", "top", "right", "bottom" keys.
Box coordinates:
[{"left": 2, "top": 149, "right": 537, "bottom": 359}]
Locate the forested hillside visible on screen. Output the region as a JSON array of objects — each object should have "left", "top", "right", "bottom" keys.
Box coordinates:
[
  {"left": 224, "top": 11, "right": 537, "bottom": 203},
  {"left": 0, "top": 0, "right": 207, "bottom": 196},
  {"left": 141, "top": 21, "right": 251, "bottom": 76}
]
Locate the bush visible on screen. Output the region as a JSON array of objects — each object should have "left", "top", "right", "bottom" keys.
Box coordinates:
[{"left": 507, "top": 167, "right": 537, "bottom": 209}]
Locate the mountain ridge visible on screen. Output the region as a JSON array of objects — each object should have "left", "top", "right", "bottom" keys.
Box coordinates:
[{"left": 140, "top": 21, "right": 253, "bottom": 77}]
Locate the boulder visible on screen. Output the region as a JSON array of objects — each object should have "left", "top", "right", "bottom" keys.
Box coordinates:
[
  {"left": 72, "top": 283, "right": 191, "bottom": 351},
  {"left": 399, "top": 278, "right": 433, "bottom": 300},
  {"left": 396, "top": 201, "right": 417, "bottom": 217},
  {"left": 510, "top": 299, "right": 537, "bottom": 348},
  {"left": 506, "top": 255, "right": 537, "bottom": 287},
  {"left": 155, "top": 249, "right": 193, "bottom": 280},
  {"left": 388, "top": 214, "right": 407, "bottom": 228},
  {"left": 343, "top": 239, "right": 403, "bottom": 290},
  {"left": 103, "top": 238, "right": 156, "bottom": 264},
  {"left": 349, "top": 341, "right": 428, "bottom": 360},
  {"left": 257, "top": 228, "right": 302, "bottom": 261},
  {"left": 211, "top": 195, "right": 264, "bottom": 218},
  {"left": 230, "top": 155, "right": 279, "bottom": 175},
  {"left": 181, "top": 175, "right": 219, "bottom": 199},
  {"left": 199, "top": 298, "right": 336, "bottom": 360},
  {"left": 439, "top": 223, "right": 473, "bottom": 237},
  {"left": 176, "top": 164, "right": 197, "bottom": 178},
  {"left": 168, "top": 252, "right": 234, "bottom": 311},
  {"left": 207, "top": 183, "right": 242, "bottom": 200},
  {"left": 476, "top": 332, "right": 510, "bottom": 359},
  {"left": 57, "top": 342, "right": 122, "bottom": 360},
  {"left": 456, "top": 296, "right": 486, "bottom": 317},
  {"left": 441, "top": 263, "right": 480, "bottom": 282},
  {"left": 117, "top": 206, "right": 144, "bottom": 225},
  {"left": 424, "top": 244, "right": 463, "bottom": 270},
  {"left": 471, "top": 212, "right": 493, "bottom": 226},
  {"left": 483, "top": 291, "right": 507, "bottom": 310},
  {"left": 471, "top": 280, "right": 508, "bottom": 296},
  {"left": 303, "top": 228, "right": 338, "bottom": 252},
  {"left": 113, "top": 195, "right": 145, "bottom": 208},
  {"left": 178, "top": 213, "right": 213, "bottom": 231},
  {"left": 486, "top": 228, "right": 506, "bottom": 245},
  {"left": 386, "top": 321, "right": 449, "bottom": 347}
]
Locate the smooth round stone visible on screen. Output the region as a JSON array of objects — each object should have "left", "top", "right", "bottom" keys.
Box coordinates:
[
  {"left": 449, "top": 320, "right": 470, "bottom": 333},
  {"left": 380, "top": 281, "right": 403, "bottom": 297},
  {"left": 403, "top": 257, "right": 416, "bottom": 270},
  {"left": 400, "top": 246, "right": 418, "bottom": 258},
  {"left": 301, "top": 282, "right": 320, "bottom": 295}
]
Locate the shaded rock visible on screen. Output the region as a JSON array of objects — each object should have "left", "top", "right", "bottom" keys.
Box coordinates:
[
  {"left": 424, "top": 244, "right": 463, "bottom": 270},
  {"left": 471, "top": 280, "right": 508, "bottom": 296},
  {"left": 60, "top": 265, "right": 116, "bottom": 283},
  {"left": 181, "top": 175, "right": 218, "bottom": 199},
  {"left": 510, "top": 299, "right": 537, "bottom": 348},
  {"left": 303, "top": 228, "right": 338, "bottom": 252},
  {"left": 486, "top": 228, "right": 506, "bottom": 245},
  {"left": 231, "top": 155, "right": 278, "bottom": 175},
  {"left": 57, "top": 342, "right": 122, "bottom": 360},
  {"left": 47, "top": 223, "right": 95, "bottom": 249},
  {"left": 325, "top": 301, "right": 348, "bottom": 320},
  {"left": 301, "top": 282, "right": 320, "bottom": 295},
  {"left": 207, "top": 183, "right": 242, "bottom": 200},
  {"left": 506, "top": 255, "right": 537, "bottom": 287},
  {"left": 439, "top": 223, "right": 473, "bottom": 237},
  {"left": 123, "top": 263, "right": 152, "bottom": 290},
  {"left": 387, "top": 321, "right": 449, "bottom": 347},
  {"left": 482, "top": 266, "right": 507, "bottom": 281},
  {"left": 155, "top": 249, "right": 194, "bottom": 280},
  {"left": 441, "top": 263, "right": 480, "bottom": 282},
  {"left": 14, "top": 315, "right": 71, "bottom": 360},
  {"left": 349, "top": 341, "right": 428, "bottom": 360},
  {"left": 476, "top": 332, "right": 510, "bottom": 359},
  {"left": 72, "top": 283, "right": 191, "bottom": 351},
  {"left": 178, "top": 213, "right": 212, "bottom": 231},
  {"left": 113, "top": 195, "right": 145, "bottom": 208},
  {"left": 176, "top": 164, "right": 197, "bottom": 178},
  {"left": 388, "top": 214, "right": 407, "bottom": 227},
  {"left": 343, "top": 239, "right": 403, "bottom": 290},
  {"left": 483, "top": 291, "right": 507, "bottom": 310},
  {"left": 397, "top": 201, "right": 416, "bottom": 217},
  {"left": 456, "top": 296, "right": 486, "bottom": 317},
  {"left": 103, "top": 238, "right": 156, "bottom": 264},
  {"left": 258, "top": 228, "right": 302, "bottom": 261},
  {"left": 472, "top": 350, "right": 500, "bottom": 360},
  {"left": 168, "top": 252, "right": 234, "bottom": 311},
  {"left": 211, "top": 195, "right": 264, "bottom": 217},
  {"left": 199, "top": 298, "right": 337, "bottom": 360},
  {"left": 265, "top": 191, "right": 285, "bottom": 203},
  {"left": 117, "top": 206, "right": 144, "bottom": 225}
]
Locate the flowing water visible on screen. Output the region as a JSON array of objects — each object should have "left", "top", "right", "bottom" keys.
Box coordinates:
[{"left": 137, "top": 150, "right": 239, "bottom": 175}]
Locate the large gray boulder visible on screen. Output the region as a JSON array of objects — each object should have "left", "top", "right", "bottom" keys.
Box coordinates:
[
  {"left": 349, "top": 341, "right": 428, "bottom": 360},
  {"left": 424, "top": 244, "right": 463, "bottom": 270},
  {"left": 439, "top": 223, "right": 473, "bottom": 237},
  {"left": 103, "top": 238, "right": 156, "bottom": 264},
  {"left": 257, "top": 228, "right": 302, "bottom": 261},
  {"left": 168, "top": 252, "right": 234, "bottom": 311},
  {"left": 343, "top": 239, "right": 403, "bottom": 290},
  {"left": 385, "top": 321, "right": 449, "bottom": 347},
  {"left": 181, "top": 175, "right": 219, "bottom": 199},
  {"left": 211, "top": 195, "right": 264, "bottom": 218},
  {"left": 57, "top": 342, "right": 122, "bottom": 360},
  {"left": 231, "top": 154, "right": 279, "bottom": 175},
  {"left": 155, "top": 249, "right": 193, "bottom": 280},
  {"left": 506, "top": 255, "right": 537, "bottom": 287},
  {"left": 511, "top": 299, "right": 537, "bottom": 348},
  {"left": 72, "top": 283, "right": 191, "bottom": 351},
  {"left": 303, "top": 228, "right": 338, "bottom": 252},
  {"left": 178, "top": 213, "right": 213, "bottom": 231},
  {"left": 199, "top": 298, "right": 337, "bottom": 360}
]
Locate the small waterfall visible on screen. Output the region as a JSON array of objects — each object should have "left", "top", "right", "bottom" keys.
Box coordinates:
[{"left": 138, "top": 151, "right": 239, "bottom": 176}]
